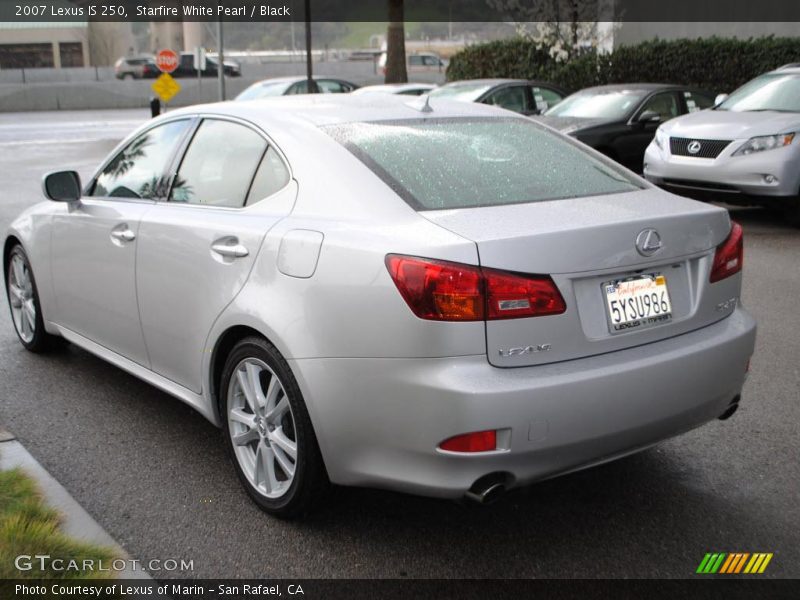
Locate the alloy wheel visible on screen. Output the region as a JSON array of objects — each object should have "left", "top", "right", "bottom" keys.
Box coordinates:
[
  {"left": 7, "top": 254, "right": 36, "bottom": 343},
  {"left": 227, "top": 358, "right": 298, "bottom": 499}
]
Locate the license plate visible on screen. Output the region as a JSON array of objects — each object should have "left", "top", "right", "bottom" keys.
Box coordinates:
[{"left": 604, "top": 273, "right": 672, "bottom": 333}]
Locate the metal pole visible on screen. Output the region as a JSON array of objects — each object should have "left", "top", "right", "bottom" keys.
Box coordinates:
[
  {"left": 217, "top": 18, "right": 226, "bottom": 101},
  {"left": 304, "top": 0, "right": 314, "bottom": 92}
]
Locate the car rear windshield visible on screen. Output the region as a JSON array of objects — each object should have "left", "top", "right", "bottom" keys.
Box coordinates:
[
  {"left": 545, "top": 89, "right": 647, "bottom": 120},
  {"left": 324, "top": 118, "right": 643, "bottom": 211},
  {"left": 427, "top": 83, "right": 493, "bottom": 103}
]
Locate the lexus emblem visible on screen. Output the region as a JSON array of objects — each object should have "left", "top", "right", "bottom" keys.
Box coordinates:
[
  {"left": 687, "top": 140, "right": 702, "bottom": 154},
  {"left": 636, "top": 229, "right": 662, "bottom": 256}
]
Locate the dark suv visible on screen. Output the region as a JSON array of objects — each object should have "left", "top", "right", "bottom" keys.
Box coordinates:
[{"left": 172, "top": 53, "right": 241, "bottom": 78}]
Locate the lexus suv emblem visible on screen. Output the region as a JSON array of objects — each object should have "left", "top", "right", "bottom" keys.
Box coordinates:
[
  {"left": 687, "top": 140, "right": 702, "bottom": 154},
  {"left": 636, "top": 228, "right": 662, "bottom": 256}
]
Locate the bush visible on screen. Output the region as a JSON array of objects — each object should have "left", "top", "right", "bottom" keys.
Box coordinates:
[{"left": 446, "top": 36, "right": 800, "bottom": 94}]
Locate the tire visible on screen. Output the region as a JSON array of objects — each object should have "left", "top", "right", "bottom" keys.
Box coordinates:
[
  {"left": 5, "top": 244, "right": 60, "bottom": 352},
  {"left": 122, "top": 73, "right": 135, "bottom": 81},
  {"left": 220, "top": 336, "right": 329, "bottom": 518}
]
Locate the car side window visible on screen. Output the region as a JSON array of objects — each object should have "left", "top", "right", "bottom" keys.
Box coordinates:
[
  {"left": 532, "top": 86, "right": 564, "bottom": 112},
  {"left": 408, "top": 55, "right": 423, "bottom": 66},
  {"left": 422, "top": 55, "right": 438, "bottom": 66},
  {"left": 170, "top": 119, "right": 267, "bottom": 208},
  {"left": 640, "top": 92, "right": 680, "bottom": 121},
  {"left": 246, "top": 147, "right": 290, "bottom": 206},
  {"left": 317, "top": 79, "right": 344, "bottom": 93},
  {"left": 685, "top": 91, "right": 714, "bottom": 112},
  {"left": 91, "top": 120, "right": 190, "bottom": 199},
  {"left": 483, "top": 86, "right": 529, "bottom": 113}
]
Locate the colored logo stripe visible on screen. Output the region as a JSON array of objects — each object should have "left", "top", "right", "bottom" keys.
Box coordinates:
[{"left": 697, "top": 552, "right": 773, "bottom": 574}]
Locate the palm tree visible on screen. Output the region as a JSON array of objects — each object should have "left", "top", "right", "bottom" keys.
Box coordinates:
[{"left": 385, "top": 0, "right": 408, "bottom": 84}]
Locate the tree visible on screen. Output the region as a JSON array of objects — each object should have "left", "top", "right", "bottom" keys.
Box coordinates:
[
  {"left": 486, "top": 0, "right": 618, "bottom": 62},
  {"left": 385, "top": 0, "right": 408, "bottom": 84}
]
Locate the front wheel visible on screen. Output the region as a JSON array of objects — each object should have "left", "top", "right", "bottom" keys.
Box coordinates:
[
  {"left": 221, "top": 336, "right": 329, "bottom": 518},
  {"left": 5, "top": 245, "right": 60, "bottom": 352}
]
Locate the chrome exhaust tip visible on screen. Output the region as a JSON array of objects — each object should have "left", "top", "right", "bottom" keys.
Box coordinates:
[
  {"left": 718, "top": 395, "right": 741, "bottom": 421},
  {"left": 464, "top": 474, "right": 509, "bottom": 505}
]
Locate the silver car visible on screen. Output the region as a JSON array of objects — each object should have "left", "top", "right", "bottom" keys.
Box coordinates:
[
  {"left": 644, "top": 66, "right": 800, "bottom": 224},
  {"left": 4, "top": 95, "right": 756, "bottom": 518}
]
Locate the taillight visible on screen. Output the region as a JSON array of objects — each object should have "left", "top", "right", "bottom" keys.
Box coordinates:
[
  {"left": 385, "top": 254, "right": 566, "bottom": 321},
  {"left": 484, "top": 267, "right": 566, "bottom": 319},
  {"left": 710, "top": 221, "right": 743, "bottom": 283},
  {"left": 385, "top": 255, "right": 484, "bottom": 321},
  {"left": 439, "top": 430, "right": 496, "bottom": 453}
]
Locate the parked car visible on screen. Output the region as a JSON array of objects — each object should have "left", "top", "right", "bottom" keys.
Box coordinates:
[
  {"left": 378, "top": 51, "right": 447, "bottom": 75},
  {"left": 114, "top": 56, "right": 158, "bottom": 80},
  {"left": 235, "top": 76, "right": 359, "bottom": 100},
  {"left": 171, "top": 52, "right": 241, "bottom": 78},
  {"left": 6, "top": 96, "right": 755, "bottom": 518},
  {"left": 351, "top": 83, "right": 436, "bottom": 96},
  {"left": 427, "top": 79, "right": 567, "bottom": 115},
  {"left": 644, "top": 67, "right": 800, "bottom": 224},
  {"left": 537, "top": 84, "right": 716, "bottom": 172}
]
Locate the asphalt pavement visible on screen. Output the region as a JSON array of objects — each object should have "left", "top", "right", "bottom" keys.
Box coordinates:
[{"left": 0, "top": 109, "right": 798, "bottom": 579}]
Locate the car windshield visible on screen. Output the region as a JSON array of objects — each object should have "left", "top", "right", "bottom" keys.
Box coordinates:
[
  {"left": 428, "top": 83, "right": 493, "bottom": 102},
  {"left": 545, "top": 90, "right": 647, "bottom": 119},
  {"left": 236, "top": 81, "right": 293, "bottom": 100},
  {"left": 717, "top": 74, "right": 800, "bottom": 112},
  {"left": 325, "top": 118, "right": 642, "bottom": 211}
]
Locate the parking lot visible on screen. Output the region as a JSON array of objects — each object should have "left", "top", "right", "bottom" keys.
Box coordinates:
[{"left": 0, "top": 109, "right": 798, "bottom": 578}]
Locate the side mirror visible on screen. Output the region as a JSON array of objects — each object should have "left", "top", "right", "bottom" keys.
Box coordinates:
[
  {"left": 714, "top": 93, "right": 729, "bottom": 107},
  {"left": 42, "top": 170, "right": 81, "bottom": 202},
  {"left": 637, "top": 110, "right": 661, "bottom": 124}
]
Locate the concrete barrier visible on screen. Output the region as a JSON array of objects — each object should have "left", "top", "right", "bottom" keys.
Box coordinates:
[{"left": 0, "top": 61, "right": 447, "bottom": 111}]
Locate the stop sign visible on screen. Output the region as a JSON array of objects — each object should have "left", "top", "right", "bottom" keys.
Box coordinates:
[{"left": 155, "top": 49, "right": 179, "bottom": 73}]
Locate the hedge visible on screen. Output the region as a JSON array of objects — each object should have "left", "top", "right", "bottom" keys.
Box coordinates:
[{"left": 446, "top": 36, "right": 800, "bottom": 93}]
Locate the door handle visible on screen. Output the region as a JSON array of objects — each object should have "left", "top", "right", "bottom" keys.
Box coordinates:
[
  {"left": 110, "top": 225, "right": 135, "bottom": 243},
  {"left": 211, "top": 239, "right": 249, "bottom": 258}
]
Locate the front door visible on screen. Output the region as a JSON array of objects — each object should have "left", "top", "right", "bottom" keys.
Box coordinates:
[{"left": 50, "top": 118, "right": 192, "bottom": 366}]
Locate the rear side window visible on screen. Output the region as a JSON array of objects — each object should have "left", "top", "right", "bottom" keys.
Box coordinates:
[
  {"left": 170, "top": 120, "right": 266, "bottom": 208},
  {"left": 533, "top": 86, "right": 564, "bottom": 112},
  {"left": 685, "top": 91, "right": 714, "bottom": 112},
  {"left": 483, "top": 86, "right": 529, "bottom": 113},
  {"left": 246, "top": 147, "right": 290, "bottom": 205},
  {"left": 326, "top": 118, "right": 643, "bottom": 211}
]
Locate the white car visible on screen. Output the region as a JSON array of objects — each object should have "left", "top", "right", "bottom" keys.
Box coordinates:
[
  {"left": 5, "top": 95, "right": 755, "bottom": 518},
  {"left": 644, "top": 66, "right": 800, "bottom": 223},
  {"left": 351, "top": 83, "right": 436, "bottom": 96}
]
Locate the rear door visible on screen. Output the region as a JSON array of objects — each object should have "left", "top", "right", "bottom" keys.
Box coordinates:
[{"left": 135, "top": 117, "right": 295, "bottom": 392}]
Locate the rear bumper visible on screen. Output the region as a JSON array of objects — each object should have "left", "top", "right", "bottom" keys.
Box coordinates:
[
  {"left": 644, "top": 141, "right": 800, "bottom": 204},
  {"left": 291, "top": 308, "right": 756, "bottom": 499}
]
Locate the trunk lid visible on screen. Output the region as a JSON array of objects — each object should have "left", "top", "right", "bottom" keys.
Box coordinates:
[{"left": 422, "top": 188, "right": 737, "bottom": 367}]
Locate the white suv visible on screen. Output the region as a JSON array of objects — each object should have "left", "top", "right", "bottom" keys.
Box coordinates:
[{"left": 643, "top": 67, "right": 800, "bottom": 224}]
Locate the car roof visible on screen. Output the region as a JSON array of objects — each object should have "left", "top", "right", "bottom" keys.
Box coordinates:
[
  {"left": 355, "top": 83, "right": 436, "bottom": 92},
  {"left": 577, "top": 83, "right": 695, "bottom": 93},
  {"left": 771, "top": 66, "right": 800, "bottom": 74},
  {"left": 170, "top": 93, "right": 514, "bottom": 127},
  {"left": 249, "top": 76, "right": 353, "bottom": 86},
  {"left": 442, "top": 78, "right": 527, "bottom": 86}
]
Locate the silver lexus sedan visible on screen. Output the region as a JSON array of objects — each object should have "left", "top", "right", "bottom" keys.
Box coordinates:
[{"left": 4, "top": 95, "right": 756, "bottom": 518}]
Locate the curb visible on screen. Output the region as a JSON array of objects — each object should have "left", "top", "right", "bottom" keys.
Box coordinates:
[{"left": 0, "top": 428, "right": 153, "bottom": 581}]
